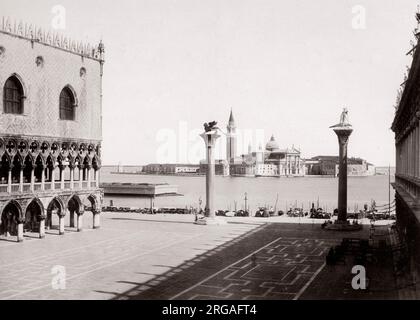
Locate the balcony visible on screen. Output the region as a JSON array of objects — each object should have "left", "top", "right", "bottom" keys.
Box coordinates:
[
  {"left": 395, "top": 174, "right": 420, "bottom": 200},
  {"left": 0, "top": 180, "right": 98, "bottom": 195}
]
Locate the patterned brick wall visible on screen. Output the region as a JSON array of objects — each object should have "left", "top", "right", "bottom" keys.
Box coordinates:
[{"left": 0, "top": 32, "right": 102, "bottom": 142}]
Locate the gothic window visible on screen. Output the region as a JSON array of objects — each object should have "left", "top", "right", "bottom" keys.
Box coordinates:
[
  {"left": 3, "top": 76, "right": 24, "bottom": 114},
  {"left": 59, "top": 87, "right": 76, "bottom": 120}
]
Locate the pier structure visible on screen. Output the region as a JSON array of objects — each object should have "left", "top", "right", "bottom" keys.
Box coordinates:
[{"left": 196, "top": 124, "right": 226, "bottom": 225}]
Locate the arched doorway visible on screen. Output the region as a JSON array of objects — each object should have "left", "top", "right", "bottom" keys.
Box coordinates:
[
  {"left": 85, "top": 194, "right": 101, "bottom": 229},
  {"left": 24, "top": 199, "right": 44, "bottom": 236},
  {"left": 0, "top": 154, "right": 11, "bottom": 186},
  {"left": 0, "top": 201, "right": 23, "bottom": 241},
  {"left": 46, "top": 198, "right": 64, "bottom": 235},
  {"left": 67, "top": 195, "right": 82, "bottom": 231}
]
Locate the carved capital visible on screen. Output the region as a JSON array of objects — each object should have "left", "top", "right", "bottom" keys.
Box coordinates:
[{"left": 16, "top": 216, "right": 25, "bottom": 224}]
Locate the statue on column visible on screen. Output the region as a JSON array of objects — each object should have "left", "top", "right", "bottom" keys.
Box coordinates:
[
  {"left": 330, "top": 108, "right": 352, "bottom": 128},
  {"left": 204, "top": 121, "right": 219, "bottom": 132}
]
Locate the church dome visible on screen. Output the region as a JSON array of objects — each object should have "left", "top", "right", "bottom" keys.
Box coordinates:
[{"left": 266, "top": 135, "right": 279, "bottom": 151}]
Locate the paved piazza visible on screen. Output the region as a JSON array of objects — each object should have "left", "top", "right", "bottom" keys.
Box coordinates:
[{"left": 0, "top": 213, "right": 384, "bottom": 300}]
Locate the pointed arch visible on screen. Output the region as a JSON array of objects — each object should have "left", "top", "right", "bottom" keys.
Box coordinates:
[
  {"left": 24, "top": 198, "right": 45, "bottom": 233},
  {"left": 92, "top": 154, "right": 101, "bottom": 171},
  {"left": 24, "top": 153, "right": 35, "bottom": 168},
  {"left": 3, "top": 73, "right": 26, "bottom": 115},
  {"left": 1, "top": 200, "right": 23, "bottom": 236},
  {"left": 47, "top": 197, "right": 65, "bottom": 216},
  {"left": 87, "top": 194, "right": 100, "bottom": 212},
  {"left": 67, "top": 194, "right": 83, "bottom": 214},
  {"left": 59, "top": 85, "right": 78, "bottom": 120}
]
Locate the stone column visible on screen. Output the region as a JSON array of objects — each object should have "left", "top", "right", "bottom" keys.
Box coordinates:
[
  {"left": 60, "top": 166, "right": 65, "bottom": 189},
  {"left": 51, "top": 167, "right": 56, "bottom": 190},
  {"left": 7, "top": 168, "right": 12, "bottom": 193},
  {"left": 39, "top": 217, "right": 45, "bottom": 239},
  {"left": 19, "top": 168, "right": 24, "bottom": 192},
  {"left": 41, "top": 167, "right": 46, "bottom": 191},
  {"left": 30, "top": 167, "right": 35, "bottom": 192},
  {"left": 58, "top": 214, "right": 65, "bottom": 235},
  {"left": 333, "top": 127, "right": 353, "bottom": 223},
  {"left": 93, "top": 210, "right": 101, "bottom": 229},
  {"left": 87, "top": 166, "right": 92, "bottom": 189},
  {"left": 79, "top": 166, "right": 83, "bottom": 190},
  {"left": 70, "top": 167, "right": 74, "bottom": 190},
  {"left": 196, "top": 129, "right": 226, "bottom": 225},
  {"left": 95, "top": 170, "right": 100, "bottom": 188},
  {"left": 17, "top": 222, "right": 24, "bottom": 242},
  {"left": 77, "top": 212, "right": 84, "bottom": 232}
]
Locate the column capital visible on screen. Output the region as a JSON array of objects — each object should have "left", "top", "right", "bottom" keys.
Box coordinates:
[
  {"left": 77, "top": 209, "right": 85, "bottom": 216},
  {"left": 16, "top": 216, "right": 25, "bottom": 224}
]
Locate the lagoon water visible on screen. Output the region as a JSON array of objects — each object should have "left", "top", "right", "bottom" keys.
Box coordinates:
[{"left": 100, "top": 166, "right": 395, "bottom": 213}]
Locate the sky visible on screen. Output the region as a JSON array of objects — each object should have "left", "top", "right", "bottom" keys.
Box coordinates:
[{"left": 0, "top": 0, "right": 417, "bottom": 166}]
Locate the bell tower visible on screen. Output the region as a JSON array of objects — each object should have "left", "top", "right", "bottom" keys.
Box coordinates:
[{"left": 226, "top": 109, "right": 237, "bottom": 163}]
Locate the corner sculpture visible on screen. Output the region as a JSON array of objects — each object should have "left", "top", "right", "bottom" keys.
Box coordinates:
[
  {"left": 204, "top": 121, "right": 218, "bottom": 132},
  {"left": 330, "top": 108, "right": 352, "bottom": 128}
]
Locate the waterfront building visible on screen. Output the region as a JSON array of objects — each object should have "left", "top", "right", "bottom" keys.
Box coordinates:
[
  {"left": 0, "top": 18, "right": 104, "bottom": 241},
  {"left": 143, "top": 163, "right": 200, "bottom": 175},
  {"left": 199, "top": 160, "right": 230, "bottom": 177},
  {"left": 228, "top": 136, "right": 304, "bottom": 177},
  {"left": 223, "top": 111, "right": 305, "bottom": 177},
  {"left": 391, "top": 11, "right": 420, "bottom": 288},
  {"left": 306, "top": 156, "right": 375, "bottom": 176}
]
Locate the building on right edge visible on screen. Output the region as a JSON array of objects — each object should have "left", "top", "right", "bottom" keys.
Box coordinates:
[{"left": 391, "top": 11, "right": 420, "bottom": 292}]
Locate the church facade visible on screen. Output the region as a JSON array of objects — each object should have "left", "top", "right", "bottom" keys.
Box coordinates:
[
  {"left": 0, "top": 18, "right": 104, "bottom": 242},
  {"left": 226, "top": 111, "right": 305, "bottom": 177}
]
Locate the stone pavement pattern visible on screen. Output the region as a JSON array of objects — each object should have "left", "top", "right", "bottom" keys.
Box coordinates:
[
  {"left": 172, "top": 237, "right": 337, "bottom": 300},
  {"left": 0, "top": 213, "right": 397, "bottom": 300}
]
